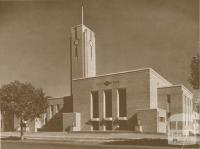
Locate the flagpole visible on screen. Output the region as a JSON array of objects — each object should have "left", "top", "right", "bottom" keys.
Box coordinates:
[{"left": 81, "top": 2, "right": 84, "bottom": 25}]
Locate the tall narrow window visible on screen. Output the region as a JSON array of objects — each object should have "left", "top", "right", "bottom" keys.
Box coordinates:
[
  {"left": 188, "top": 98, "right": 191, "bottom": 127},
  {"left": 167, "top": 95, "right": 171, "bottom": 118},
  {"left": 74, "top": 27, "right": 78, "bottom": 58},
  {"left": 75, "top": 46, "right": 78, "bottom": 57},
  {"left": 104, "top": 90, "right": 112, "bottom": 118},
  {"left": 167, "top": 95, "right": 171, "bottom": 112},
  {"left": 91, "top": 91, "right": 99, "bottom": 118},
  {"left": 91, "top": 46, "right": 92, "bottom": 60},
  {"left": 160, "top": 117, "right": 165, "bottom": 122},
  {"left": 167, "top": 95, "right": 171, "bottom": 103},
  {"left": 184, "top": 96, "right": 187, "bottom": 126},
  {"left": 90, "top": 31, "right": 93, "bottom": 60},
  {"left": 197, "top": 105, "right": 200, "bottom": 113},
  {"left": 118, "top": 88, "right": 127, "bottom": 117}
]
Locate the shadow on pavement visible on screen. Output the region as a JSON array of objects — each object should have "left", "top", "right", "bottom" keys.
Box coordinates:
[
  {"left": 104, "top": 138, "right": 200, "bottom": 148},
  {"left": 1, "top": 136, "right": 21, "bottom": 141}
]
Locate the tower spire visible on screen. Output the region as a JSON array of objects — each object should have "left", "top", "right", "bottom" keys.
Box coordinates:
[{"left": 81, "top": 2, "right": 84, "bottom": 25}]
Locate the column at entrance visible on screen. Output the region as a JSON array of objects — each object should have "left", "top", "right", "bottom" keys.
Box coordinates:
[
  {"left": 99, "top": 89, "right": 106, "bottom": 131},
  {"left": 112, "top": 88, "right": 118, "bottom": 130}
]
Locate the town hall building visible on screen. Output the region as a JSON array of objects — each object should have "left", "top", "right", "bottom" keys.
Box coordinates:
[
  {"left": 64, "top": 21, "right": 195, "bottom": 133},
  {"left": 1, "top": 5, "right": 199, "bottom": 134}
]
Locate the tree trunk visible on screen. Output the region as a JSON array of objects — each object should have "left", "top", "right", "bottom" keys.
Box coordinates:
[{"left": 20, "top": 118, "right": 24, "bottom": 140}]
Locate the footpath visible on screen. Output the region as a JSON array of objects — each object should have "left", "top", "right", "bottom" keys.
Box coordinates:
[
  {"left": 0, "top": 131, "right": 166, "bottom": 143},
  {"left": 1, "top": 132, "right": 200, "bottom": 149}
]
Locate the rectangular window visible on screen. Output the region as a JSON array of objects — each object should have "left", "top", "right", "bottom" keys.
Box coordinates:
[
  {"left": 184, "top": 96, "right": 187, "bottom": 126},
  {"left": 75, "top": 27, "right": 78, "bottom": 58},
  {"left": 75, "top": 47, "right": 78, "bottom": 57},
  {"left": 118, "top": 88, "right": 127, "bottom": 117},
  {"left": 170, "top": 122, "right": 176, "bottom": 130},
  {"left": 167, "top": 95, "right": 171, "bottom": 103},
  {"left": 167, "top": 112, "right": 171, "bottom": 119},
  {"left": 90, "top": 31, "right": 93, "bottom": 60},
  {"left": 91, "top": 91, "right": 99, "bottom": 118},
  {"left": 197, "top": 105, "right": 200, "bottom": 113},
  {"left": 178, "top": 121, "right": 183, "bottom": 129},
  {"left": 90, "top": 46, "right": 93, "bottom": 60},
  {"left": 184, "top": 96, "right": 187, "bottom": 112},
  {"left": 160, "top": 117, "right": 165, "bottom": 122},
  {"left": 104, "top": 90, "right": 112, "bottom": 118},
  {"left": 167, "top": 95, "right": 171, "bottom": 113}
]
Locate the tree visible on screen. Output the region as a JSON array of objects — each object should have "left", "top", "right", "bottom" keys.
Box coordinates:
[
  {"left": 0, "top": 80, "right": 48, "bottom": 139},
  {"left": 188, "top": 53, "right": 199, "bottom": 90}
]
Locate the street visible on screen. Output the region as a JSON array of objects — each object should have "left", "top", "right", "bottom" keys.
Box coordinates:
[
  {"left": 1, "top": 140, "right": 199, "bottom": 149},
  {"left": 0, "top": 141, "right": 150, "bottom": 149}
]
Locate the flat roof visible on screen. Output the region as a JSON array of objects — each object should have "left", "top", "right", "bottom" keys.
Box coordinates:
[
  {"left": 73, "top": 67, "right": 151, "bottom": 81},
  {"left": 158, "top": 85, "right": 193, "bottom": 96},
  {"left": 73, "top": 67, "right": 171, "bottom": 85}
]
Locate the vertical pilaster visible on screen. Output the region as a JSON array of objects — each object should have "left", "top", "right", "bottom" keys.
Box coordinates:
[
  {"left": 90, "top": 93, "right": 93, "bottom": 119},
  {"left": 90, "top": 92, "right": 93, "bottom": 131},
  {"left": 99, "top": 89, "right": 105, "bottom": 131},
  {"left": 112, "top": 88, "right": 118, "bottom": 130}
]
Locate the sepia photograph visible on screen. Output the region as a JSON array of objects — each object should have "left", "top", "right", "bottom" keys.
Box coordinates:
[{"left": 0, "top": 0, "right": 200, "bottom": 149}]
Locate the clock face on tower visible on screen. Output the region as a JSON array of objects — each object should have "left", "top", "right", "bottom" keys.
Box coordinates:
[
  {"left": 74, "top": 39, "right": 79, "bottom": 46},
  {"left": 89, "top": 40, "right": 93, "bottom": 47}
]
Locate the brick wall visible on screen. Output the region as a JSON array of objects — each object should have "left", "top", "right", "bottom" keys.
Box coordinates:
[
  {"left": 63, "top": 112, "right": 81, "bottom": 132},
  {"left": 149, "top": 69, "right": 172, "bottom": 109},
  {"left": 73, "top": 69, "right": 154, "bottom": 131},
  {"left": 137, "top": 109, "right": 157, "bottom": 133},
  {"left": 39, "top": 96, "right": 73, "bottom": 132},
  {"left": 158, "top": 86, "right": 193, "bottom": 131}
]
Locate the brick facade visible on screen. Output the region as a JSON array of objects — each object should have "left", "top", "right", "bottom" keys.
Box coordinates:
[{"left": 71, "top": 68, "right": 173, "bottom": 132}]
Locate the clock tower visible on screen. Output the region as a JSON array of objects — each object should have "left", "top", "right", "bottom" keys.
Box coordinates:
[{"left": 70, "top": 4, "right": 96, "bottom": 79}]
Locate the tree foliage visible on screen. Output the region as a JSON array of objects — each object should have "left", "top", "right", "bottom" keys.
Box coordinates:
[
  {"left": 188, "top": 53, "right": 199, "bottom": 89},
  {"left": 0, "top": 80, "right": 48, "bottom": 121}
]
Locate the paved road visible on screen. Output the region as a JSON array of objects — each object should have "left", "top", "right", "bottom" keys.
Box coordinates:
[{"left": 1, "top": 140, "right": 198, "bottom": 149}]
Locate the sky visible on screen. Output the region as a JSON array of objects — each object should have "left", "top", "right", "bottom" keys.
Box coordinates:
[{"left": 0, "top": 0, "right": 199, "bottom": 97}]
